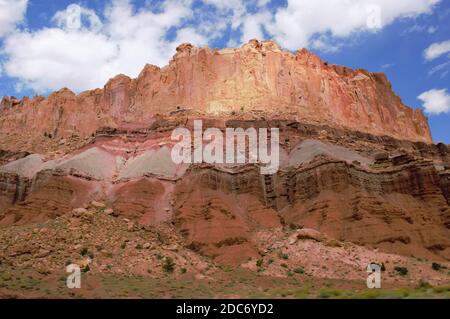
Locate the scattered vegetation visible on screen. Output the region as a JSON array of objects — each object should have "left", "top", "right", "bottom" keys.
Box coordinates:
[
  {"left": 279, "top": 252, "right": 289, "bottom": 260},
  {"left": 417, "top": 280, "right": 432, "bottom": 290},
  {"left": 256, "top": 259, "right": 263, "bottom": 268},
  {"left": 394, "top": 266, "right": 408, "bottom": 276},
  {"left": 432, "top": 262, "right": 444, "bottom": 271},
  {"left": 80, "top": 247, "right": 94, "bottom": 259},
  {"left": 294, "top": 267, "right": 305, "bottom": 274},
  {"left": 318, "top": 289, "right": 342, "bottom": 299},
  {"left": 162, "top": 257, "right": 175, "bottom": 273}
]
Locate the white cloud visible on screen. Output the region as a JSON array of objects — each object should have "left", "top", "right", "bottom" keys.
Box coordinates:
[
  {"left": 424, "top": 40, "right": 450, "bottom": 61},
  {"left": 428, "top": 60, "right": 450, "bottom": 77},
  {"left": 203, "top": 0, "right": 247, "bottom": 29},
  {"left": 53, "top": 3, "right": 102, "bottom": 32},
  {"left": 418, "top": 89, "right": 450, "bottom": 114},
  {"left": 3, "top": 28, "right": 119, "bottom": 92},
  {"left": 2, "top": 0, "right": 210, "bottom": 93},
  {"left": 401, "top": 24, "right": 438, "bottom": 36},
  {"left": 267, "top": 0, "right": 440, "bottom": 50},
  {"left": 241, "top": 11, "right": 271, "bottom": 43},
  {"left": 382, "top": 63, "right": 395, "bottom": 69},
  {"left": 0, "top": 0, "right": 27, "bottom": 37},
  {"left": 428, "top": 26, "right": 438, "bottom": 34},
  {"left": 310, "top": 35, "right": 341, "bottom": 53}
]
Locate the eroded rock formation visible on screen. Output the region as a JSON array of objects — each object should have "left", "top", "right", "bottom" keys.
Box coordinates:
[
  {"left": 0, "top": 40, "right": 448, "bottom": 282},
  {"left": 0, "top": 119, "right": 448, "bottom": 263},
  {"left": 0, "top": 40, "right": 431, "bottom": 157}
]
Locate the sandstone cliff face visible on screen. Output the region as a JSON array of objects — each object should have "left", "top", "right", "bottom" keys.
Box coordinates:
[
  {"left": 0, "top": 40, "right": 431, "bottom": 154},
  {"left": 0, "top": 40, "right": 447, "bottom": 277}
]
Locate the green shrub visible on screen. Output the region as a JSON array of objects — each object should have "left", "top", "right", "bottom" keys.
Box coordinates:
[
  {"left": 279, "top": 253, "right": 289, "bottom": 260},
  {"left": 162, "top": 257, "right": 175, "bottom": 273},
  {"left": 294, "top": 267, "right": 305, "bottom": 274},
  {"left": 432, "top": 262, "right": 443, "bottom": 271},
  {"left": 394, "top": 266, "right": 408, "bottom": 276}
]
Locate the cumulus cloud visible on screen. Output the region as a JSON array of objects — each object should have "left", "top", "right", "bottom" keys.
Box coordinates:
[
  {"left": 241, "top": 11, "right": 271, "bottom": 43},
  {"left": 267, "top": 0, "right": 440, "bottom": 50},
  {"left": 3, "top": 0, "right": 209, "bottom": 93},
  {"left": 0, "top": 0, "right": 27, "bottom": 37},
  {"left": 3, "top": 29, "right": 119, "bottom": 92},
  {"left": 424, "top": 40, "right": 450, "bottom": 60},
  {"left": 53, "top": 3, "right": 102, "bottom": 32},
  {"left": 418, "top": 89, "right": 450, "bottom": 114},
  {"left": 0, "top": 0, "right": 444, "bottom": 94}
]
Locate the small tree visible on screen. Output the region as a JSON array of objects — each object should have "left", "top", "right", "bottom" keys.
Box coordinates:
[{"left": 162, "top": 257, "right": 175, "bottom": 273}]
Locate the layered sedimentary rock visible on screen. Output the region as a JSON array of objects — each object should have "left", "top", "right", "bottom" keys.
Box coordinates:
[
  {"left": 0, "top": 40, "right": 431, "bottom": 156},
  {"left": 0, "top": 40, "right": 448, "bottom": 270},
  {"left": 0, "top": 120, "right": 448, "bottom": 263}
]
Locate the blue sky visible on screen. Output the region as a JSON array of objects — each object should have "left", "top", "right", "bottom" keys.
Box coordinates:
[{"left": 0, "top": 0, "right": 449, "bottom": 142}]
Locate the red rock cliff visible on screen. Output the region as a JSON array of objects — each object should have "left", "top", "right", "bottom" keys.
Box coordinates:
[{"left": 0, "top": 39, "right": 432, "bottom": 150}]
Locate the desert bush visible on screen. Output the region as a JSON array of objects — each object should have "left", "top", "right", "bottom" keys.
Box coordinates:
[
  {"left": 394, "top": 266, "right": 408, "bottom": 276},
  {"left": 162, "top": 257, "right": 175, "bottom": 273},
  {"left": 294, "top": 267, "right": 305, "bottom": 274},
  {"left": 279, "top": 252, "right": 289, "bottom": 260},
  {"left": 432, "top": 262, "right": 444, "bottom": 271}
]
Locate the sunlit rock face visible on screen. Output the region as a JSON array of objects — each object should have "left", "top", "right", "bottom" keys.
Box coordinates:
[
  {"left": 0, "top": 40, "right": 431, "bottom": 155},
  {"left": 1, "top": 40, "right": 447, "bottom": 270}
]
